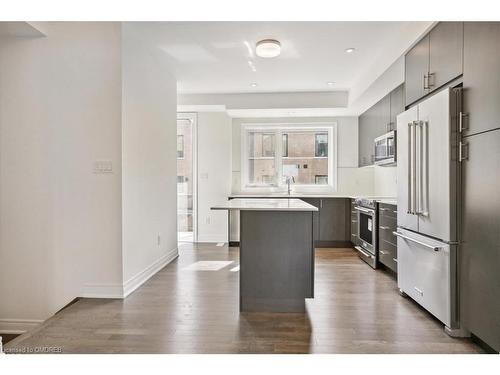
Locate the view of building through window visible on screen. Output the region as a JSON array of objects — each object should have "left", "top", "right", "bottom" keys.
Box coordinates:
[
  {"left": 282, "top": 131, "right": 329, "bottom": 185},
  {"left": 246, "top": 127, "right": 330, "bottom": 187},
  {"left": 248, "top": 131, "right": 277, "bottom": 185}
]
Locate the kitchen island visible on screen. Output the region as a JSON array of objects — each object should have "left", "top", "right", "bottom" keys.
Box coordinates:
[{"left": 211, "top": 198, "right": 318, "bottom": 313}]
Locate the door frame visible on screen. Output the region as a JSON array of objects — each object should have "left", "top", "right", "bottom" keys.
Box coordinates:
[{"left": 177, "top": 112, "right": 198, "bottom": 242}]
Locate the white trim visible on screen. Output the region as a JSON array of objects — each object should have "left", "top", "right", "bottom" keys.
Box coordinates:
[
  {"left": 123, "top": 247, "right": 179, "bottom": 298},
  {"left": 0, "top": 319, "right": 43, "bottom": 334},
  {"left": 80, "top": 247, "right": 179, "bottom": 299}
]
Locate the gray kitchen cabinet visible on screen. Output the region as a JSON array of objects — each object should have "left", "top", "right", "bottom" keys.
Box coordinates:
[
  {"left": 405, "top": 34, "right": 430, "bottom": 106},
  {"left": 389, "top": 84, "right": 405, "bottom": 130},
  {"left": 318, "top": 198, "right": 350, "bottom": 246},
  {"left": 301, "top": 198, "right": 320, "bottom": 243},
  {"left": 378, "top": 203, "right": 398, "bottom": 273},
  {"left": 376, "top": 94, "right": 391, "bottom": 134},
  {"left": 405, "top": 22, "right": 463, "bottom": 106},
  {"left": 460, "top": 129, "right": 500, "bottom": 352},
  {"left": 350, "top": 199, "right": 358, "bottom": 246},
  {"left": 463, "top": 22, "right": 500, "bottom": 136},
  {"left": 358, "top": 108, "right": 374, "bottom": 167},
  {"left": 428, "top": 22, "right": 463, "bottom": 91},
  {"left": 358, "top": 85, "right": 404, "bottom": 167}
]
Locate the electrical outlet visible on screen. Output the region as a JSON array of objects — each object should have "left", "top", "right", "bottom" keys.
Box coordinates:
[{"left": 157, "top": 234, "right": 161, "bottom": 246}]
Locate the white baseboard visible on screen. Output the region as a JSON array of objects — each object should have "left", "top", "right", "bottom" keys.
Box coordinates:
[
  {"left": 80, "top": 248, "right": 178, "bottom": 299},
  {"left": 0, "top": 319, "right": 44, "bottom": 334},
  {"left": 123, "top": 247, "right": 179, "bottom": 298},
  {"left": 80, "top": 283, "right": 125, "bottom": 299}
]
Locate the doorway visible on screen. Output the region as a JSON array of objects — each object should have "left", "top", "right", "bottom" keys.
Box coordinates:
[{"left": 177, "top": 113, "right": 197, "bottom": 242}]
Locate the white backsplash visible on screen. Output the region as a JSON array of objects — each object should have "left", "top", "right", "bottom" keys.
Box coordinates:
[{"left": 373, "top": 165, "right": 397, "bottom": 197}]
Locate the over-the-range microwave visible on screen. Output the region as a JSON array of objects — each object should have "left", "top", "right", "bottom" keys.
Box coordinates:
[{"left": 374, "top": 130, "right": 396, "bottom": 166}]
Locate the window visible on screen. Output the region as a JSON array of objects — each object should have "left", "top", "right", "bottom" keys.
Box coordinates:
[
  {"left": 177, "top": 135, "right": 184, "bottom": 159},
  {"left": 247, "top": 131, "right": 277, "bottom": 186},
  {"left": 315, "top": 133, "right": 328, "bottom": 157},
  {"left": 242, "top": 124, "right": 336, "bottom": 190}
]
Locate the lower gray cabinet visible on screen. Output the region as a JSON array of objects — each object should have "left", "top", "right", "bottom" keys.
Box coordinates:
[
  {"left": 318, "top": 198, "right": 351, "bottom": 246},
  {"left": 301, "top": 198, "right": 320, "bottom": 243},
  {"left": 378, "top": 203, "right": 398, "bottom": 273},
  {"left": 301, "top": 198, "right": 352, "bottom": 247}
]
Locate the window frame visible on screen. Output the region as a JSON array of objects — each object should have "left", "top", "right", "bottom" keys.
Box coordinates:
[{"left": 240, "top": 122, "right": 337, "bottom": 193}]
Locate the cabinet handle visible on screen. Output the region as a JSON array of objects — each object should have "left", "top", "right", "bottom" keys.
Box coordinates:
[
  {"left": 351, "top": 210, "right": 357, "bottom": 214},
  {"left": 351, "top": 220, "right": 358, "bottom": 223},
  {"left": 427, "top": 72, "right": 435, "bottom": 88},
  {"left": 380, "top": 250, "right": 389, "bottom": 255},
  {"left": 459, "top": 111, "right": 469, "bottom": 133},
  {"left": 423, "top": 74, "right": 429, "bottom": 90},
  {"left": 393, "top": 258, "right": 398, "bottom": 263},
  {"left": 379, "top": 207, "right": 389, "bottom": 211},
  {"left": 379, "top": 226, "right": 390, "bottom": 230}
]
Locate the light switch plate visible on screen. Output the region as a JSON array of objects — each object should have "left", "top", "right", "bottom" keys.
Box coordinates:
[{"left": 93, "top": 160, "right": 113, "bottom": 174}]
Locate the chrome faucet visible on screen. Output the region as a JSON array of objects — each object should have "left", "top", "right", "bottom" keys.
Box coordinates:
[{"left": 285, "top": 176, "right": 295, "bottom": 195}]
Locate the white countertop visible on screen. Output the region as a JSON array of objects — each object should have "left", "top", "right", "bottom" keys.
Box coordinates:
[
  {"left": 229, "top": 193, "right": 397, "bottom": 204},
  {"left": 211, "top": 198, "right": 319, "bottom": 212}
]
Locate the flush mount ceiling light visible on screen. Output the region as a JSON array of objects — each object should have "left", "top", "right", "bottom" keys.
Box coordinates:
[
  {"left": 327, "top": 81, "right": 335, "bottom": 86},
  {"left": 256, "top": 39, "right": 281, "bottom": 58},
  {"left": 250, "top": 83, "right": 258, "bottom": 87},
  {"left": 345, "top": 47, "right": 356, "bottom": 53}
]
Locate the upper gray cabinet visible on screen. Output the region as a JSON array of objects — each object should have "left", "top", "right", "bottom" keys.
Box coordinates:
[
  {"left": 405, "top": 22, "right": 463, "bottom": 106},
  {"left": 428, "top": 22, "right": 464, "bottom": 91},
  {"left": 463, "top": 22, "right": 500, "bottom": 135},
  {"left": 405, "top": 34, "right": 430, "bottom": 106},
  {"left": 389, "top": 84, "right": 405, "bottom": 129},
  {"left": 358, "top": 84, "right": 404, "bottom": 167}
]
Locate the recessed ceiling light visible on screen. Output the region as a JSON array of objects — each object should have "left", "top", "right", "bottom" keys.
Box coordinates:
[
  {"left": 327, "top": 81, "right": 335, "bottom": 86},
  {"left": 256, "top": 39, "right": 281, "bottom": 58},
  {"left": 345, "top": 48, "right": 356, "bottom": 53},
  {"left": 251, "top": 83, "right": 258, "bottom": 87}
]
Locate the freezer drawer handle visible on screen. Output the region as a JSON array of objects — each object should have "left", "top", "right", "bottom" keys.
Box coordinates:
[{"left": 393, "top": 231, "right": 441, "bottom": 251}]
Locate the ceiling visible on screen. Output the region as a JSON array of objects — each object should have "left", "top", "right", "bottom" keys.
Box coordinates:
[{"left": 127, "top": 22, "right": 431, "bottom": 97}]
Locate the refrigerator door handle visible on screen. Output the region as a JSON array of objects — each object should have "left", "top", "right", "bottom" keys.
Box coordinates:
[
  {"left": 393, "top": 231, "right": 442, "bottom": 251},
  {"left": 407, "top": 122, "right": 413, "bottom": 214},
  {"left": 412, "top": 121, "right": 418, "bottom": 215}
]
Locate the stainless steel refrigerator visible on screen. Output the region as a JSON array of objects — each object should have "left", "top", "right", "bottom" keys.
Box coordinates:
[{"left": 396, "top": 87, "right": 464, "bottom": 335}]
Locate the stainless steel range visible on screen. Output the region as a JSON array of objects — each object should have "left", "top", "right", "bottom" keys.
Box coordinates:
[{"left": 354, "top": 197, "right": 377, "bottom": 268}]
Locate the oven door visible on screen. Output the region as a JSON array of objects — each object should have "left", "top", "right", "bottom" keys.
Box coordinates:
[{"left": 355, "top": 206, "right": 376, "bottom": 254}]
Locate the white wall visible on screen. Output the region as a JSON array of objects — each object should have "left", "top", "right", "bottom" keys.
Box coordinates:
[
  {"left": 373, "top": 166, "right": 397, "bottom": 197},
  {"left": 196, "top": 112, "right": 232, "bottom": 243},
  {"left": 121, "top": 25, "right": 178, "bottom": 293},
  {"left": 0, "top": 22, "right": 124, "bottom": 331}
]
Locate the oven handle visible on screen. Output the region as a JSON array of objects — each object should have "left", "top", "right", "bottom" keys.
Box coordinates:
[
  {"left": 354, "top": 206, "right": 375, "bottom": 215},
  {"left": 355, "top": 246, "right": 375, "bottom": 259}
]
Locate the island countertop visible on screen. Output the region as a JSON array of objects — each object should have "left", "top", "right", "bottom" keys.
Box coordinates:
[{"left": 211, "top": 198, "right": 318, "bottom": 212}]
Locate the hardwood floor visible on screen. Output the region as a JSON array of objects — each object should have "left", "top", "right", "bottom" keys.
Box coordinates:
[{"left": 5, "top": 243, "right": 483, "bottom": 354}]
